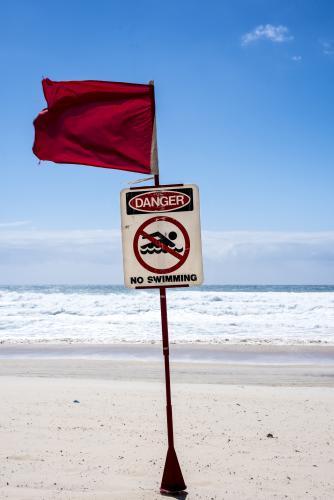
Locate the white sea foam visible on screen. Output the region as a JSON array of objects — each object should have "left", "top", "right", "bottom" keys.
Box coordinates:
[{"left": 0, "top": 287, "right": 333, "bottom": 344}]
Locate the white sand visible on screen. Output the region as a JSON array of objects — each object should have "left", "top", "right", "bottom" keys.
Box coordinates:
[{"left": 0, "top": 355, "right": 333, "bottom": 499}]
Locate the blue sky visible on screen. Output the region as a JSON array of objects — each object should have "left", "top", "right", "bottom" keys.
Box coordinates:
[{"left": 1, "top": 0, "right": 333, "bottom": 284}]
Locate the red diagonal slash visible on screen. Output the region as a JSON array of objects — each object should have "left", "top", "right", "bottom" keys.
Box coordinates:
[{"left": 141, "top": 231, "right": 183, "bottom": 260}]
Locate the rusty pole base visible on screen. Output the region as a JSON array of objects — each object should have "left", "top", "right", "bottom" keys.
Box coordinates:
[{"left": 160, "top": 446, "right": 187, "bottom": 494}]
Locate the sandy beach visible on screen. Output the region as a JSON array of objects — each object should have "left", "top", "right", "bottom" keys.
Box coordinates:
[{"left": 0, "top": 344, "right": 333, "bottom": 499}]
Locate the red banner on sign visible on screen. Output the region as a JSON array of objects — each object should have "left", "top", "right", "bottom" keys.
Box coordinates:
[{"left": 33, "top": 79, "right": 158, "bottom": 175}]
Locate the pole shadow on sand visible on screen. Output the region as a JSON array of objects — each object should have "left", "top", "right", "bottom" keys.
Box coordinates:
[{"left": 160, "top": 491, "right": 188, "bottom": 499}]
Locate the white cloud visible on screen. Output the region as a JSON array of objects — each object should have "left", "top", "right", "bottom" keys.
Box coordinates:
[
  {"left": 242, "top": 24, "right": 294, "bottom": 46},
  {"left": 203, "top": 231, "right": 334, "bottom": 284},
  {"left": 291, "top": 55, "right": 302, "bottom": 61},
  {"left": 1, "top": 228, "right": 334, "bottom": 285},
  {"left": 203, "top": 230, "right": 334, "bottom": 261},
  {"left": 0, "top": 229, "right": 123, "bottom": 284},
  {"left": 321, "top": 40, "right": 334, "bottom": 56},
  {"left": 0, "top": 221, "right": 31, "bottom": 228}
]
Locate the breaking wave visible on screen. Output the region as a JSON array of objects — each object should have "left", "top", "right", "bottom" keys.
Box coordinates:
[{"left": 0, "top": 285, "right": 333, "bottom": 345}]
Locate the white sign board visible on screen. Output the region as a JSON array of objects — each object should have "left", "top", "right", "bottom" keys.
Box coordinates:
[{"left": 120, "top": 184, "right": 203, "bottom": 288}]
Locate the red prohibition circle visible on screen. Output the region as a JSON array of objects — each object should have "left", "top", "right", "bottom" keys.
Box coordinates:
[{"left": 133, "top": 216, "right": 190, "bottom": 274}]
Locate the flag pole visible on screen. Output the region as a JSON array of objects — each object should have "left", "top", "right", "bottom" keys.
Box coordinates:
[
  {"left": 154, "top": 174, "right": 186, "bottom": 494},
  {"left": 159, "top": 286, "right": 187, "bottom": 494},
  {"left": 149, "top": 80, "right": 159, "bottom": 178}
]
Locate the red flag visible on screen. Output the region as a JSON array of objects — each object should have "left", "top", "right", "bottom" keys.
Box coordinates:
[{"left": 33, "top": 79, "right": 158, "bottom": 175}]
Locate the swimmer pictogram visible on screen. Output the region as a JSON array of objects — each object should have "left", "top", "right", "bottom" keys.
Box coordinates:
[
  {"left": 140, "top": 231, "right": 183, "bottom": 255},
  {"left": 133, "top": 216, "right": 190, "bottom": 274}
]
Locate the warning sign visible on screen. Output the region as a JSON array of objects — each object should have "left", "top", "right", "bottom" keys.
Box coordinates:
[{"left": 120, "top": 185, "right": 203, "bottom": 288}]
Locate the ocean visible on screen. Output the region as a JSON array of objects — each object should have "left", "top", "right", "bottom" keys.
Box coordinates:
[{"left": 0, "top": 285, "right": 333, "bottom": 345}]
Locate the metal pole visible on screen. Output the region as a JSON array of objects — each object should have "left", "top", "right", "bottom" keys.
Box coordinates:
[
  {"left": 159, "top": 287, "right": 186, "bottom": 493},
  {"left": 154, "top": 173, "right": 186, "bottom": 494},
  {"left": 159, "top": 287, "right": 174, "bottom": 449}
]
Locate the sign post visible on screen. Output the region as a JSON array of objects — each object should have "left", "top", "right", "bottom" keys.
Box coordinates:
[
  {"left": 159, "top": 286, "right": 187, "bottom": 493},
  {"left": 120, "top": 176, "right": 203, "bottom": 493}
]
